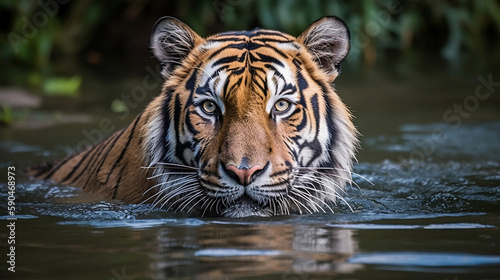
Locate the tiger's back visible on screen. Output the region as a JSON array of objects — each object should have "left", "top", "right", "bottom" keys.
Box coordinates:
[{"left": 30, "top": 112, "right": 156, "bottom": 203}]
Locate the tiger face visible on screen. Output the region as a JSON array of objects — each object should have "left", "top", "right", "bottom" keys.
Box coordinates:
[{"left": 145, "top": 17, "right": 358, "bottom": 217}]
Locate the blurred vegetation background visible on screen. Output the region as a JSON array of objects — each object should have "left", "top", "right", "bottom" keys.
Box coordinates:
[{"left": 1, "top": 0, "right": 500, "bottom": 124}]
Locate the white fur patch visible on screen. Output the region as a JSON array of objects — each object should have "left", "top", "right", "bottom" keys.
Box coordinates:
[
  {"left": 195, "top": 62, "right": 228, "bottom": 115},
  {"left": 265, "top": 65, "right": 298, "bottom": 117},
  {"left": 145, "top": 114, "right": 165, "bottom": 167}
]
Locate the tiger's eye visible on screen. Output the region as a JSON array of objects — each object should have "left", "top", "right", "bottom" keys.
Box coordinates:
[
  {"left": 274, "top": 99, "right": 291, "bottom": 112},
  {"left": 202, "top": 100, "right": 217, "bottom": 114}
]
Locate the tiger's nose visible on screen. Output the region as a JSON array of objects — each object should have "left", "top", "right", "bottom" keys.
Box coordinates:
[{"left": 225, "top": 164, "right": 264, "bottom": 186}]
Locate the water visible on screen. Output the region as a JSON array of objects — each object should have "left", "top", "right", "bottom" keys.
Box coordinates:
[{"left": 1, "top": 58, "right": 500, "bottom": 279}]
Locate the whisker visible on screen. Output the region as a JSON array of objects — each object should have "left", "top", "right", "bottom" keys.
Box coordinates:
[
  {"left": 290, "top": 188, "right": 319, "bottom": 212},
  {"left": 288, "top": 193, "right": 313, "bottom": 214},
  {"left": 288, "top": 195, "right": 303, "bottom": 215},
  {"left": 150, "top": 181, "right": 198, "bottom": 211},
  {"left": 294, "top": 169, "right": 361, "bottom": 193},
  {"left": 296, "top": 178, "right": 337, "bottom": 198},
  {"left": 282, "top": 194, "right": 291, "bottom": 215},
  {"left": 303, "top": 175, "right": 354, "bottom": 212},
  {"left": 299, "top": 174, "right": 353, "bottom": 212},
  {"left": 154, "top": 162, "right": 199, "bottom": 170},
  {"left": 295, "top": 167, "right": 339, "bottom": 170},
  {"left": 336, "top": 195, "right": 354, "bottom": 212},
  {"left": 270, "top": 198, "right": 276, "bottom": 215},
  {"left": 317, "top": 173, "right": 356, "bottom": 196},
  {"left": 147, "top": 171, "right": 197, "bottom": 180},
  {"left": 177, "top": 191, "right": 205, "bottom": 213},
  {"left": 142, "top": 177, "right": 198, "bottom": 204},
  {"left": 142, "top": 174, "right": 197, "bottom": 196},
  {"left": 204, "top": 197, "right": 218, "bottom": 216},
  {"left": 186, "top": 193, "right": 207, "bottom": 214},
  {"left": 213, "top": 199, "right": 222, "bottom": 215},
  {"left": 164, "top": 183, "right": 199, "bottom": 202},
  {"left": 141, "top": 179, "right": 194, "bottom": 207},
  {"left": 295, "top": 166, "right": 373, "bottom": 186},
  {"left": 162, "top": 186, "right": 199, "bottom": 213},
  {"left": 201, "top": 198, "right": 213, "bottom": 217},
  {"left": 299, "top": 172, "right": 348, "bottom": 196},
  {"left": 273, "top": 198, "right": 280, "bottom": 216},
  {"left": 330, "top": 167, "right": 374, "bottom": 186},
  {"left": 295, "top": 183, "right": 335, "bottom": 213},
  {"left": 295, "top": 188, "right": 326, "bottom": 213},
  {"left": 274, "top": 196, "right": 289, "bottom": 216}
]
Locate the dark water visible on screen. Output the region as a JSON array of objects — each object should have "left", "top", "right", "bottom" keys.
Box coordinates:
[{"left": 1, "top": 59, "right": 500, "bottom": 279}]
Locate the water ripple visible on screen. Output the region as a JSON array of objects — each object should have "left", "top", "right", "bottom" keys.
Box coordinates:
[
  {"left": 194, "top": 248, "right": 283, "bottom": 257},
  {"left": 327, "top": 223, "right": 495, "bottom": 230},
  {"left": 349, "top": 252, "right": 500, "bottom": 267}
]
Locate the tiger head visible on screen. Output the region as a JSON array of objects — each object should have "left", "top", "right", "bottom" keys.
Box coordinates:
[{"left": 145, "top": 16, "right": 358, "bottom": 217}]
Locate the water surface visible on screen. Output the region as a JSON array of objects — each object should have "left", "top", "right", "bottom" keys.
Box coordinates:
[{"left": 1, "top": 58, "right": 499, "bottom": 279}]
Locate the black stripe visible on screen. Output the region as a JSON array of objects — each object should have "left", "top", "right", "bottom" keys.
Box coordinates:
[
  {"left": 194, "top": 143, "right": 206, "bottom": 163},
  {"left": 104, "top": 112, "right": 143, "bottom": 184},
  {"left": 173, "top": 95, "right": 189, "bottom": 165},
  {"left": 251, "top": 69, "right": 266, "bottom": 93},
  {"left": 138, "top": 112, "right": 150, "bottom": 148},
  {"left": 258, "top": 42, "right": 290, "bottom": 59},
  {"left": 199, "top": 178, "right": 224, "bottom": 190},
  {"left": 213, "top": 55, "right": 239, "bottom": 67},
  {"left": 200, "top": 169, "right": 220, "bottom": 179},
  {"left": 41, "top": 154, "right": 74, "bottom": 179},
  {"left": 215, "top": 29, "right": 292, "bottom": 41},
  {"left": 310, "top": 94, "right": 320, "bottom": 135},
  {"left": 228, "top": 66, "right": 246, "bottom": 75},
  {"left": 68, "top": 132, "right": 117, "bottom": 185},
  {"left": 249, "top": 53, "right": 284, "bottom": 67},
  {"left": 227, "top": 77, "right": 242, "bottom": 96},
  {"left": 270, "top": 169, "right": 291, "bottom": 177},
  {"left": 32, "top": 162, "right": 54, "bottom": 178},
  {"left": 295, "top": 107, "right": 307, "bottom": 132},
  {"left": 209, "top": 36, "right": 246, "bottom": 42},
  {"left": 284, "top": 140, "right": 298, "bottom": 161},
  {"left": 60, "top": 140, "right": 103, "bottom": 183},
  {"left": 321, "top": 83, "right": 338, "bottom": 153},
  {"left": 302, "top": 94, "right": 323, "bottom": 167},
  {"left": 251, "top": 30, "right": 292, "bottom": 40},
  {"left": 161, "top": 90, "right": 173, "bottom": 162},
  {"left": 207, "top": 42, "right": 246, "bottom": 60},
  {"left": 185, "top": 68, "right": 199, "bottom": 92},
  {"left": 185, "top": 110, "right": 201, "bottom": 136},
  {"left": 111, "top": 164, "right": 125, "bottom": 200},
  {"left": 296, "top": 69, "right": 309, "bottom": 91},
  {"left": 81, "top": 129, "right": 125, "bottom": 187}
]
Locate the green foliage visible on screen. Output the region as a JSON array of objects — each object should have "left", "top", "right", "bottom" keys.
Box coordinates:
[
  {"left": 111, "top": 99, "right": 128, "bottom": 114},
  {"left": 41, "top": 76, "right": 82, "bottom": 97},
  {"left": 1, "top": 0, "right": 499, "bottom": 81},
  {"left": 0, "top": 0, "right": 106, "bottom": 96},
  {"left": 205, "top": 0, "right": 500, "bottom": 64},
  {"left": 0, "top": 103, "right": 14, "bottom": 126}
]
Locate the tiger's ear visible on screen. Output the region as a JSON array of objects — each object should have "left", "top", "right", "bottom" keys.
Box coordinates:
[
  {"left": 298, "top": 16, "right": 350, "bottom": 77},
  {"left": 151, "top": 16, "right": 203, "bottom": 76}
]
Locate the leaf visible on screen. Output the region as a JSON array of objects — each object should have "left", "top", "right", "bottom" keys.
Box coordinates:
[
  {"left": 111, "top": 99, "right": 127, "bottom": 114},
  {"left": 42, "top": 76, "right": 82, "bottom": 97},
  {"left": 0, "top": 103, "right": 13, "bottom": 125}
]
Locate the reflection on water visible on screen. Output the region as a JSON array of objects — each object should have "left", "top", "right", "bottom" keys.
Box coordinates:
[{"left": 151, "top": 223, "right": 360, "bottom": 279}]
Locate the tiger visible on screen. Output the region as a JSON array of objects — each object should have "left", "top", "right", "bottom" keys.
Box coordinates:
[{"left": 29, "top": 16, "right": 359, "bottom": 218}]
